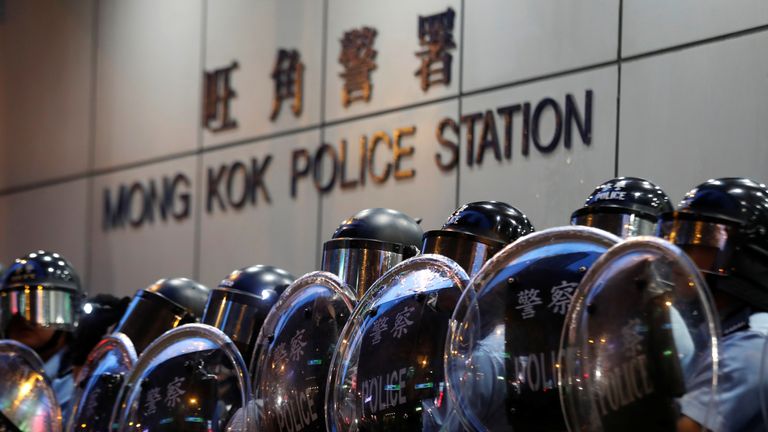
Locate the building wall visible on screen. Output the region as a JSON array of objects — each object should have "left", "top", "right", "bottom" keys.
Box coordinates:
[{"left": 1, "top": 0, "right": 766, "bottom": 296}]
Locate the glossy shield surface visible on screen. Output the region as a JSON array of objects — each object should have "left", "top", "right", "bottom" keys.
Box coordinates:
[
  {"left": 445, "top": 226, "right": 620, "bottom": 432},
  {"left": 68, "top": 333, "right": 137, "bottom": 432},
  {"left": 560, "top": 237, "right": 719, "bottom": 431},
  {"left": 252, "top": 271, "right": 355, "bottom": 432},
  {"left": 111, "top": 324, "right": 252, "bottom": 432},
  {"left": 0, "top": 340, "right": 62, "bottom": 432},
  {"left": 112, "top": 290, "right": 188, "bottom": 356},
  {"left": 327, "top": 254, "right": 470, "bottom": 432}
]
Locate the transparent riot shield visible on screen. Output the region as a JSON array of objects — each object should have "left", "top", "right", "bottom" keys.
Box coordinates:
[
  {"left": 68, "top": 333, "right": 137, "bottom": 432},
  {"left": 0, "top": 340, "right": 62, "bottom": 432},
  {"left": 327, "top": 254, "right": 470, "bottom": 432},
  {"left": 252, "top": 271, "right": 355, "bottom": 432},
  {"left": 445, "top": 226, "right": 621, "bottom": 431},
  {"left": 110, "top": 324, "right": 252, "bottom": 432},
  {"left": 560, "top": 236, "right": 720, "bottom": 431}
]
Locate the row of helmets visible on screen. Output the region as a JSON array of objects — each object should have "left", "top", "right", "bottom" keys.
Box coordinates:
[{"left": 4, "top": 176, "right": 768, "bottom": 432}]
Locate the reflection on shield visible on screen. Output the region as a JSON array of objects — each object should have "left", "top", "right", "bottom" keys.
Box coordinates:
[
  {"left": 327, "top": 254, "right": 469, "bottom": 432},
  {"left": 0, "top": 340, "right": 62, "bottom": 432},
  {"left": 560, "top": 237, "right": 720, "bottom": 431},
  {"left": 252, "top": 271, "right": 355, "bottom": 432},
  {"left": 68, "top": 333, "right": 137, "bottom": 432},
  {"left": 110, "top": 324, "right": 252, "bottom": 432},
  {"left": 445, "top": 226, "right": 620, "bottom": 431}
]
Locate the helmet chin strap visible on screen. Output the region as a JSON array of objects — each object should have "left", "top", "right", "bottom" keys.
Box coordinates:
[
  {"left": 719, "top": 248, "right": 768, "bottom": 312},
  {"left": 35, "top": 329, "right": 66, "bottom": 361},
  {"left": 706, "top": 272, "right": 766, "bottom": 316}
]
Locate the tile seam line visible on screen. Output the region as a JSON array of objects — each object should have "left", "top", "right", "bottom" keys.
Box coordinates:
[
  {"left": 455, "top": 0, "right": 465, "bottom": 209},
  {"left": 7, "top": 21, "right": 768, "bottom": 197},
  {"left": 84, "top": 0, "right": 102, "bottom": 288},
  {"left": 0, "top": 59, "right": 618, "bottom": 197},
  {"left": 614, "top": 0, "right": 623, "bottom": 178},
  {"left": 192, "top": 0, "right": 208, "bottom": 281},
  {"left": 316, "top": 0, "right": 329, "bottom": 271},
  {"left": 621, "top": 22, "right": 768, "bottom": 63}
]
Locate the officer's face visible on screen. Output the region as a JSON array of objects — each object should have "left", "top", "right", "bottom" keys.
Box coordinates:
[
  {"left": 678, "top": 245, "right": 726, "bottom": 276},
  {"left": 681, "top": 246, "right": 715, "bottom": 272},
  {"left": 6, "top": 315, "right": 57, "bottom": 350}
]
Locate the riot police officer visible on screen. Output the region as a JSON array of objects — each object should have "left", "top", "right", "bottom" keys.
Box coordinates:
[
  {"left": 0, "top": 250, "right": 85, "bottom": 418},
  {"left": 109, "top": 266, "right": 294, "bottom": 432},
  {"left": 70, "top": 294, "right": 130, "bottom": 380},
  {"left": 658, "top": 177, "right": 768, "bottom": 432},
  {"left": 252, "top": 208, "right": 421, "bottom": 432},
  {"left": 112, "top": 277, "right": 210, "bottom": 354},
  {"left": 422, "top": 200, "right": 535, "bottom": 275},
  {"left": 572, "top": 176, "right": 673, "bottom": 237},
  {"left": 322, "top": 207, "right": 423, "bottom": 297},
  {"left": 327, "top": 202, "right": 536, "bottom": 431},
  {"left": 202, "top": 264, "right": 295, "bottom": 367},
  {"left": 68, "top": 277, "right": 210, "bottom": 432}
]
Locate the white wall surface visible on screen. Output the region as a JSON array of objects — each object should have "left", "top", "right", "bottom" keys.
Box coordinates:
[
  {"left": 323, "top": 0, "right": 462, "bottom": 122},
  {"left": 619, "top": 30, "right": 768, "bottom": 202},
  {"left": 622, "top": 0, "right": 768, "bottom": 56},
  {"left": 0, "top": 179, "right": 88, "bottom": 276},
  {"left": 94, "top": 0, "right": 203, "bottom": 170},
  {"left": 462, "top": 0, "right": 618, "bottom": 92},
  {"left": 320, "top": 100, "right": 459, "bottom": 240},
  {"left": 0, "top": 1, "right": 94, "bottom": 189},
  {"left": 198, "top": 130, "right": 321, "bottom": 289},
  {"left": 459, "top": 67, "right": 618, "bottom": 229},
  {"left": 203, "top": 0, "right": 324, "bottom": 147},
  {"left": 0, "top": 0, "right": 766, "bottom": 296},
  {"left": 89, "top": 156, "right": 198, "bottom": 296}
]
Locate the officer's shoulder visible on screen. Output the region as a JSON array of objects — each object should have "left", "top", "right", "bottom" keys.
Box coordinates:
[
  {"left": 721, "top": 322, "right": 767, "bottom": 374},
  {"left": 748, "top": 312, "right": 768, "bottom": 334}
]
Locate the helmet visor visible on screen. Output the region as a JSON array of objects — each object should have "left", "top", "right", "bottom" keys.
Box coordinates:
[
  {"left": 0, "top": 286, "right": 79, "bottom": 332},
  {"left": 321, "top": 239, "right": 408, "bottom": 298},
  {"left": 422, "top": 230, "right": 505, "bottom": 277},
  {"left": 571, "top": 212, "right": 657, "bottom": 238},
  {"left": 657, "top": 215, "right": 738, "bottom": 276},
  {"left": 202, "top": 288, "right": 271, "bottom": 362},
  {"left": 113, "top": 290, "right": 188, "bottom": 355}
]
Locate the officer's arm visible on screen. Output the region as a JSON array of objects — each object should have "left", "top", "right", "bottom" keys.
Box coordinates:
[{"left": 677, "top": 416, "right": 704, "bottom": 432}]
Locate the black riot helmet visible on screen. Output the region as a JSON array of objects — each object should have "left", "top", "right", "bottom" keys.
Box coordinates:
[
  {"left": 571, "top": 177, "right": 673, "bottom": 238},
  {"left": 322, "top": 208, "right": 423, "bottom": 298},
  {"left": 113, "top": 277, "right": 210, "bottom": 355},
  {"left": 423, "top": 201, "right": 535, "bottom": 275},
  {"left": 202, "top": 265, "right": 295, "bottom": 363},
  {"left": 0, "top": 250, "right": 84, "bottom": 333},
  {"left": 71, "top": 294, "right": 130, "bottom": 368},
  {"left": 658, "top": 177, "right": 768, "bottom": 310}
]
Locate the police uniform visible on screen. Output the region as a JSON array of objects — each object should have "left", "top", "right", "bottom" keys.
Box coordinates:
[
  {"left": 682, "top": 310, "right": 768, "bottom": 432},
  {"left": 657, "top": 178, "right": 768, "bottom": 432},
  {"left": 43, "top": 347, "right": 74, "bottom": 420}
]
